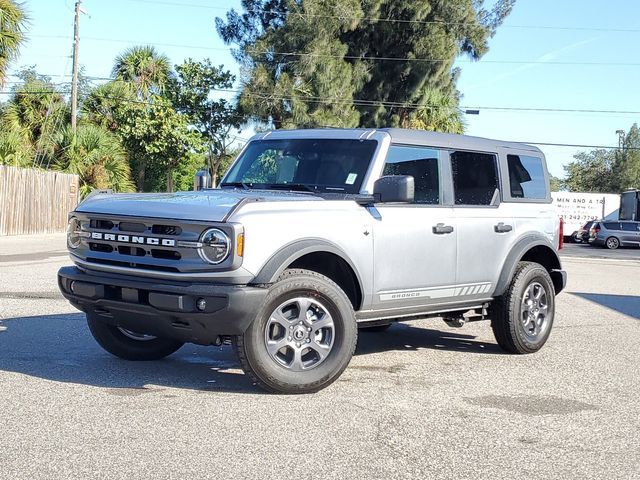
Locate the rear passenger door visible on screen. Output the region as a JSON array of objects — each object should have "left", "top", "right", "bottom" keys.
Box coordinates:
[{"left": 449, "top": 150, "right": 514, "bottom": 299}]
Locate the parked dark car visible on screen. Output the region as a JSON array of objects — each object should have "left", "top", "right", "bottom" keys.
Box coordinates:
[
  {"left": 573, "top": 220, "right": 595, "bottom": 243},
  {"left": 589, "top": 221, "right": 640, "bottom": 249}
]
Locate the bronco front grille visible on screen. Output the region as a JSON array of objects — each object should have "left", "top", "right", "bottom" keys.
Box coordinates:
[{"left": 72, "top": 213, "right": 238, "bottom": 275}]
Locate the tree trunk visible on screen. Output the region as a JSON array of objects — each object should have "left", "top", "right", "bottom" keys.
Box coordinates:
[
  {"left": 166, "top": 167, "right": 174, "bottom": 192},
  {"left": 211, "top": 157, "right": 222, "bottom": 188},
  {"left": 136, "top": 164, "right": 145, "bottom": 192}
]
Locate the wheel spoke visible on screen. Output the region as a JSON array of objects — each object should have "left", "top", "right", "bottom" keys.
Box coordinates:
[
  {"left": 534, "top": 286, "right": 543, "bottom": 300},
  {"left": 295, "top": 298, "right": 312, "bottom": 323},
  {"left": 270, "top": 309, "right": 292, "bottom": 329},
  {"left": 533, "top": 316, "right": 544, "bottom": 335},
  {"left": 266, "top": 336, "right": 289, "bottom": 356},
  {"left": 308, "top": 340, "right": 331, "bottom": 362},
  {"left": 290, "top": 348, "right": 305, "bottom": 371},
  {"left": 312, "top": 314, "right": 334, "bottom": 332},
  {"left": 525, "top": 285, "right": 535, "bottom": 301}
]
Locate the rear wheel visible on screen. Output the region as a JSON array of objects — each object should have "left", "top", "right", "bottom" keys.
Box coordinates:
[
  {"left": 605, "top": 236, "right": 620, "bottom": 249},
  {"left": 490, "top": 262, "right": 555, "bottom": 354},
  {"left": 86, "top": 316, "right": 184, "bottom": 360},
  {"left": 234, "top": 269, "right": 357, "bottom": 394}
]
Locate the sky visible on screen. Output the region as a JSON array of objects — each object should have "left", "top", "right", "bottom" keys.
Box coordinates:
[{"left": 11, "top": 0, "right": 640, "bottom": 178}]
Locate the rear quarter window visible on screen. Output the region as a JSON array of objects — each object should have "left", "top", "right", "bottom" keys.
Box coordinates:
[
  {"left": 603, "top": 222, "right": 620, "bottom": 230},
  {"left": 507, "top": 154, "right": 547, "bottom": 199}
]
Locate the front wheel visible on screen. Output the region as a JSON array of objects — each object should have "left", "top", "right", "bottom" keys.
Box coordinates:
[
  {"left": 234, "top": 269, "right": 357, "bottom": 394},
  {"left": 490, "top": 262, "right": 555, "bottom": 354},
  {"left": 87, "top": 316, "right": 184, "bottom": 360}
]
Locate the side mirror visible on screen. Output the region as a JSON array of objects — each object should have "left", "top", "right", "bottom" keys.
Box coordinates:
[{"left": 373, "top": 175, "right": 415, "bottom": 203}]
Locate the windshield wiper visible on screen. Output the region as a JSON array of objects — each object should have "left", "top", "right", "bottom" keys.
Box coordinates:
[
  {"left": 265, "top": 183, "right": 318, "bottom": 193},
  {"left": 220, "top": 182, "right": 251, "bottom": 190}
]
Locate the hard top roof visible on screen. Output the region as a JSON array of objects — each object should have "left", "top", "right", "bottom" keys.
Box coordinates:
[{"left": 250, "top": 127, "right": 543, "bottom": 154}]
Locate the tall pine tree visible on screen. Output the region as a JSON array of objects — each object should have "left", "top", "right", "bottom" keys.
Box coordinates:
[{"left": 216, "top": 0, "right": 515, "bottom": 130}]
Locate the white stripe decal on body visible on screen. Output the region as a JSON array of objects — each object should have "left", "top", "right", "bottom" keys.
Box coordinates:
[{"left": 379, "top": 283, "right": 493, "bottom": 302}]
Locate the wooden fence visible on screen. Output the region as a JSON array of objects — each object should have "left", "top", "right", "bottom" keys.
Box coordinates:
[{"left": 0, "top": 166, "right": 79, "bottom": 236}]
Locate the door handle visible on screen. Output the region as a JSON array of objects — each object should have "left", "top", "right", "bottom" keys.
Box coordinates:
[
  {"left": 433, "top": 223, "right": 454, "bottom": 234},
  {"left": 494, "top": 222, "right": 513, "bottom": 233}
]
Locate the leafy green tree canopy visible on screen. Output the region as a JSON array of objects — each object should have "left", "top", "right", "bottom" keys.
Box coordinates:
[
  {"left": 216, "top": 0, "right": 515, "bottom": 129},
  {"left": 562, "top": 123, "right": 640, "bottom": 193},
  {"left": 167, "top": 58, "right": 242, "bottom": 185},
  {"left": 0, "top": 0, "right": 28, "bottom": 85}
]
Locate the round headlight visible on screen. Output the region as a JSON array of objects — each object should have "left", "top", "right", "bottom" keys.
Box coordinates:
[
  {"left": 198, "top": 228, "right": 230, "bottom": 264},
  {"left": 67, "top": 217, "right": 82, "bottom": 249}
]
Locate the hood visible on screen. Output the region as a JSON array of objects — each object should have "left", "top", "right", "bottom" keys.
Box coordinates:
[{"left": 75, "top": 189, "right": 324, "bottom": 222}]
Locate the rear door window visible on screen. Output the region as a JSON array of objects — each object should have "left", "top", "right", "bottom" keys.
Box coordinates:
[
  {"left": 621, "top": 223, "right": 638, "bottom": 231},
  {"left": 450, "top": 151, "right": 498, "bottom": 205}
]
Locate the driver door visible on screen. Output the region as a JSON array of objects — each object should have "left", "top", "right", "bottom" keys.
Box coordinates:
[{"left": 371, "top": 145, "right": 458, "bottom": 313}]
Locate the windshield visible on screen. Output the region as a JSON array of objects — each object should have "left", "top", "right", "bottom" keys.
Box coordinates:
[{"left": 221, "top": 139, "right": 378, "bottom": 194}]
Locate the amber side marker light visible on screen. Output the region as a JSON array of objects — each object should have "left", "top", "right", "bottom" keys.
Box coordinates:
[{"left": 236, "top": 233, "right": 245, "bottom": 257}]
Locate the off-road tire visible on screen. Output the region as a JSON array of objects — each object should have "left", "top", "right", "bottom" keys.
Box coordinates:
[
  {"left": 490, "top": 261, "right": 555, "bottom": 354},
  {"left": 234, "top": 269, "right": 357, "bottom": 394},
  {"left": 87, "top": 315, "right": 184, "bottom": 361}
]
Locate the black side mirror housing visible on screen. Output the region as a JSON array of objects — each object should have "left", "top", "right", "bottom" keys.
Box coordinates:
[{"left": 373, "top": 175, "right": 415, "bottom": 203}]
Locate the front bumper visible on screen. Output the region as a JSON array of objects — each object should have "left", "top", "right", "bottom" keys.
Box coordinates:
[{"left": 58, "top": 266, "right": 268, "bottom": 345}]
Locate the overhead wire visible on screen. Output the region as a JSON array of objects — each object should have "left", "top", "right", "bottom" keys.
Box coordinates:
[
  {"left": 4, "top": 82, "right": 640, "bottom": 118},
  {"left": 124, "top": 0, "right": 640, "bottom": 33},
  {"left": 28, "top": 34, "right": 640, "bottom": 67}
]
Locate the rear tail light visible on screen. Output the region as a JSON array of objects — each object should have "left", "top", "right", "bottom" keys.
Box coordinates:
[{"left": 558, "top": 217, "right": 564, "bottom": 250}]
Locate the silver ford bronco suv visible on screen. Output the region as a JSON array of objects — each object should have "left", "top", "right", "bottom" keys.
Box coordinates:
[{"left": 58, "top": 128, "right": 566, "bottom": 394}]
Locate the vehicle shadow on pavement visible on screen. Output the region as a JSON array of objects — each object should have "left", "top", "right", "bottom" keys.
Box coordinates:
[
  {"left": 356, "top": 322, "right": 502, "bottom": 356},
  {"left": 570, "top": 292, "right": 640, "bottom": 320},
  {"left": 0, "top": 313, "right": 501, "bottom": 393},
  {"left": 0, "top": 313, "right": 256, "bottom": 394}
]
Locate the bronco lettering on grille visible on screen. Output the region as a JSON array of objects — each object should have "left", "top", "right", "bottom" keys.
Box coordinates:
[{"left": 90, "top": 232, "right": 176, "bottom": 247}]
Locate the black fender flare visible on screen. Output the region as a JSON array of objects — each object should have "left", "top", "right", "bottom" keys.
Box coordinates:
[
  {"left": 251, "top": 238, "right": 365, "bottom": 293},
  {"left": 494, "top": 234, "right": 563, "bottom": 297}
]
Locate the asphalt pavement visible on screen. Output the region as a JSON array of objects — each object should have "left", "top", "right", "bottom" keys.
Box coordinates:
[
  {"left": 561, "top": 241, "right": 640, "bottom": 260},
  {"left": 1, "top": 234, "right": 639, "bottom": 480}
]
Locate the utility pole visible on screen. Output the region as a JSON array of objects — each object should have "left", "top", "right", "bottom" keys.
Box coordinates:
[
  {"left": 616, "top": 129, "right": 625, "bottom": 150},
  {"left": 70, "top": 0, "right": 82, "bottom": 134}
]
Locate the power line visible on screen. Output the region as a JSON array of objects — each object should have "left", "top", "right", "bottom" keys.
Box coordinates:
[
  {"left": 126, "top": 0, "right": 640, "bottom": 33},
  {"left": 4, "top": 82, "right": 639, "bottom": 118},
  {"left": 29, "top": 34, "right": 640, "bottom": 67},
  {"left": 3, "top": 89, "right": 637, "bottom": 152}
]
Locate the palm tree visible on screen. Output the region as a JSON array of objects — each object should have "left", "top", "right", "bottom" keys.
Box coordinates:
[
  {"left": 112, "top": 45, "right": 171, "bottom": 96},
  {"left": 408, "top": 89, "right": 466, "bottom": 134},
  {"left": 0, "top": 77, "right": 68, "bottom": 167},
  {"left": 52, "top": 124, "right": 135, "bottom": 197},
  {"left": 0, "top": 0, "right": 28, "bottom": 86},
  {"left": 82, "top": 79, "right": 135, "bottom": 131}
]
